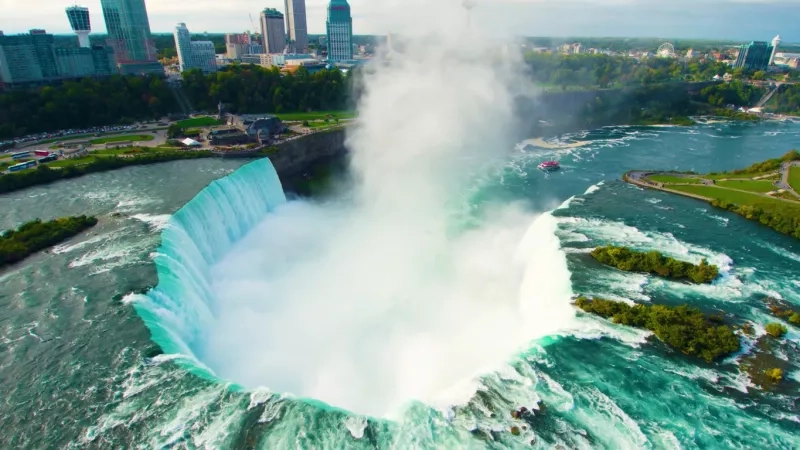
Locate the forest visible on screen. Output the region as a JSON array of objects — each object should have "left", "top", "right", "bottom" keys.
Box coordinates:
[
  {"left": 524, "top": 53, "right": 734, "bottom": 88},
  {"left": 0, "top": 215, "right": 98, "bottom": 267},
  {"left": 574, "top": 296, "right": 740, "bottom": 362},
  {"left": 590, "top": 245, "right": 720, "bottom": 284},
  {"left": 181, "top": 65, "right": 352, "bottom": 113},
  {"left": 0, "top": 75, "right": 176, "bottom": 139},
  {"left": 768, "top": 85, "right": 800, "bottom": 115}
]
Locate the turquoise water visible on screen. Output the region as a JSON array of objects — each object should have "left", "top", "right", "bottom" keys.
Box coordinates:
[{"left": 0, "top": 120, "right": 799, "bottom": 448}]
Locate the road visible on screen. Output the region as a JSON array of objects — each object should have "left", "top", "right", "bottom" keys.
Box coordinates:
[{"left": 777, "top": 161, "right": 800, "bottom": 199}]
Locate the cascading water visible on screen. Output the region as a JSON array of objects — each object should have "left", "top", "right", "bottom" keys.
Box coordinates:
[{"left": 134, "top": 158, "right": 287, "bottom": 373}]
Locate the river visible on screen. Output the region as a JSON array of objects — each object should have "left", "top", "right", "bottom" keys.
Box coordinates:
[{"left": 0, "top": 120, "right": 798, "bottom": 448}]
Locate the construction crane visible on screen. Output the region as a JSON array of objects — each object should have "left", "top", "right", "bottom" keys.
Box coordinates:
[{"left": 249, "top": 13, "right": 258, "bottom": 36}]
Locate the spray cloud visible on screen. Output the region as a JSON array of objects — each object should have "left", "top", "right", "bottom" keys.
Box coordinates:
[{"left": 196, "top": 0, "right": 577, "bottom": 416}]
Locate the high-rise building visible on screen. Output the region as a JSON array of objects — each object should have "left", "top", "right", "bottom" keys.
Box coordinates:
[
  {"left": 174, "top": 23, "right": 192, "bottom": 71},
  {"left": 0, "top": 30, "right": 58, "bottom": 85},
  {"left": 734, "top": 41, "right": 773, "bottom": 71},
  {"left": 66, "top": 6, "right": 92, "bottom": 48},
  {"left": 284, "top": 0, "right": 308, "bottom": 53},
  {"left": 172, "top": 23, "right": 217, "bottom": 74},
  {"left": 100, "top": 0, "right": 160, "bottom": 74},
  {"left": 260, "top": 8, "right": 287, "bottom": 54},
  {"left": 189, "top": 41, "right": 217, "bottom": 73},
  {"left": 770, "top": 35, "right": 781, "bottom": 66},
  {"left": 55, "top": 46, "right": 116, "bottom": 77},
  {"left": 225, "top": 33, "right": 250, "bottom": 59},
  {"left": 326, "top": 0, "right": 353, "bottom": 62},
  {"left": 0, "top": 29, "right": 115, "bottom": 87}
]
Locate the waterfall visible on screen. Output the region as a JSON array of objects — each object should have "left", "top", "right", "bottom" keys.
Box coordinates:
[{"left": 133, "top": 158, "right": 287, "bottom": 377}]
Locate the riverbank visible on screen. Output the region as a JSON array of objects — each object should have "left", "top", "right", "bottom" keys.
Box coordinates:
[
  {"left": 624, "top": 150, "right": 800, "bottom": 239},
  {"left": 0, "top": 129, "right": 348, "bottom": 195}
]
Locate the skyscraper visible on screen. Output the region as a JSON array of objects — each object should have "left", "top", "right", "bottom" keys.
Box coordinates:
[
  {"left": 174, "top": 23, "right": 192, "bottom": 72},
  {"left": 260, "top": 8, "right": 287, "bottom": 54},
  {"left": 100, "top": 0, "right": 157, "bottom": 65},
  {"left": 734, "top": 41, "right": 773, "bottom": 71},
  {"left": 284, "top": 0, "right": 308, "bottom": 53},
  {"left": 0, "top": 30, "right": 59, "bottom": 85},
  {"left": 65, "top": 6, "right": 92, "bottom": 48},
  {"left": 326, "top": 0, "right": 353, "bottom": 62},
  {"left": 173, "top": 23, "right": 217, "bottom": 74}
]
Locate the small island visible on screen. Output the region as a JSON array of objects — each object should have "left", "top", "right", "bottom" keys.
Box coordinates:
[
  {"left": 590, "top": 245, "right": 720, "bottom": 284},
  {"left": 625, "top": 150, "right": 800, "bottom": 240},
  {"left": 0, "top": 215, "right": 98, "bottom": 267},
  {"left": 574, "top": 296, "right": 740, "bottom": 362}
]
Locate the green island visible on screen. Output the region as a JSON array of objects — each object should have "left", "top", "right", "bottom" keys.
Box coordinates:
[
  {"left": 0, "top": 215, "right": 98, "bottom": 267},
  {"left": 625, "top": 150, "right": 800, "bottom": 239},
  {"left": 590, "top": 245, "right": 719, "bottom": 284},
  {"left": 574, "top": 296, "right": 740, "bottom": 362}
]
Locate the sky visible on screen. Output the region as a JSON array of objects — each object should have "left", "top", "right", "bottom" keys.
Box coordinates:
[{"left": 1, "top": 0, "right": 799, "bottom": 42}]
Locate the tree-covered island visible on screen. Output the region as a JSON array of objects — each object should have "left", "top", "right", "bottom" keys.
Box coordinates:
[
  {"left": 574, "top": 296, "right": 741, "bottom": 362},
  {"left": 590, "top": 245, "right": 720, "bottom": 284},
  {"left": 0, "top": 216, "right": 98, "bottom": 267}
]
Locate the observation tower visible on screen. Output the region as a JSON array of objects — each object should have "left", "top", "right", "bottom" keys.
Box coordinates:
[{"left": 66, "top": 5, "right": 91, "bottom": 48}]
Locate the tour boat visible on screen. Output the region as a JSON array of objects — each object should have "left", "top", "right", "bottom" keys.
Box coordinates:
[{"left": 538, "top": 161, "right": 560, "bottom": 171}]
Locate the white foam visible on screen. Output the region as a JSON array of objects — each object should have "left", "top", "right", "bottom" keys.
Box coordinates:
[{"left": 131, "top": 213, "right": 171, "bottom": 231}]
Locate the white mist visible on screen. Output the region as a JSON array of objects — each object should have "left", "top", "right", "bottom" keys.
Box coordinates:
[{"left": 197, "top": 0, "right": 577, "bottom": 416}]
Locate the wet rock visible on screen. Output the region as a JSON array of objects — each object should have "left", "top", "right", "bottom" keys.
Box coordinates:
[
  {"left": 511, "top": 410, "right": 520, "bottom": 419},
  {"left": 510, "top": 426, "right": 520, "bottom": 436}
]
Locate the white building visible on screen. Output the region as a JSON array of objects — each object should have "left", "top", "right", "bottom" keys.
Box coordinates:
[
  {"left": 173, "top": 23, "right": 217, "bottom": 73},
  {"left": 174, "top": 23, "right": 192, "bottom": 72},
  {"left": 770, "top": 35, "right": 781, "bottom": 66},
  {"left": 190, "top": 41, "right": 217, "bottom": 73}
]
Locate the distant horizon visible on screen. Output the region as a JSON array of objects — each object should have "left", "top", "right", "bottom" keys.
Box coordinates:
[
  {"left": 3, "top": 0, "right": 800, "bottom": 42},
  {"left": 31, "top": 31, "right": 800, "bottom": 47}
]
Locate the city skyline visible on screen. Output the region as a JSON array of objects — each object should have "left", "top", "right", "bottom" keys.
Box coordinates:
[{"left": 4, "top": 0, "right": 800, "bottom": 41}]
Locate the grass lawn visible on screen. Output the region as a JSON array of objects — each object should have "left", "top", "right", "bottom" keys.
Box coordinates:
[
  {"left": 648, "top": 174, "right": 702, "bottom": 184},
  {"left": 46, "top": 156, "right": 97, "bottom": 168},
  {"left": 715, "top": 179, "right": 777, "bottom": 194},
  {"left": 789, "top": 166, "right": 800, "bottom": 193},
  {"left": 703, "top": 171, "right": 779, "bottom": 181},
  {"left": 176, "top": 117, "right": 223, "bottom": 129},
  {"left": 306, "top": 121, "right": 341, "bottom": 128},
  {"left": 669, "top": 185, "right": 800, "bottom": 214},
  {"left": 89, "top": 135, "right": 154, "bottom": 145},
  {"left": 275, "top": 111, "right": 356, "bottom": 121},
  {"left": 94, "top": 147, "right": 153, "bottom": 156}
]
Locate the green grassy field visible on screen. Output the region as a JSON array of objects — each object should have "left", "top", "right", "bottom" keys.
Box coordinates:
[
  {"left": 715, "top": 179, "right": 777, "bottom": 193},
  {"left": 703, "top": 171, "right": 779, "bottom": 181},
  {"left": 668, "top": 185, "right": 800, "bottom": 214},
  {"left": 89, "top": 135, "right": 154, "bottom": 145},
  {"left": 789, "top": 166, "right": 800, "bottom": 193},
  {"left": 647, "top": 174, "right": 702, "bottom": 184},
  {"left": 176, "top": 117, "right": 223, "bottom": 129},
  {"left": 46, "top": 156, "right": 98, "bottom": 168},
  {"left": 276, "top": 111, "right": 356, "bottom": 121}
]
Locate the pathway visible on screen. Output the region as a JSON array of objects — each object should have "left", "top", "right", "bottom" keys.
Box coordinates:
[
  {"left": 625, "top": 170, "right": 800, "bottom": 205},
  {"left": 777, "top": 161, "right": 800, "bottom": 199}
]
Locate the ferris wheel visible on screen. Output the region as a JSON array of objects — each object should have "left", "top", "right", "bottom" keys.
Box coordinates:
[{"left": 657, "top": 43, "right": 675, "bottom": 58}]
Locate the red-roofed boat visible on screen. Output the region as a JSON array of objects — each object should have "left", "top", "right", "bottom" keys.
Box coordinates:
[{"left": 538, "top": 161, "right": 560, "bottom": 171}]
